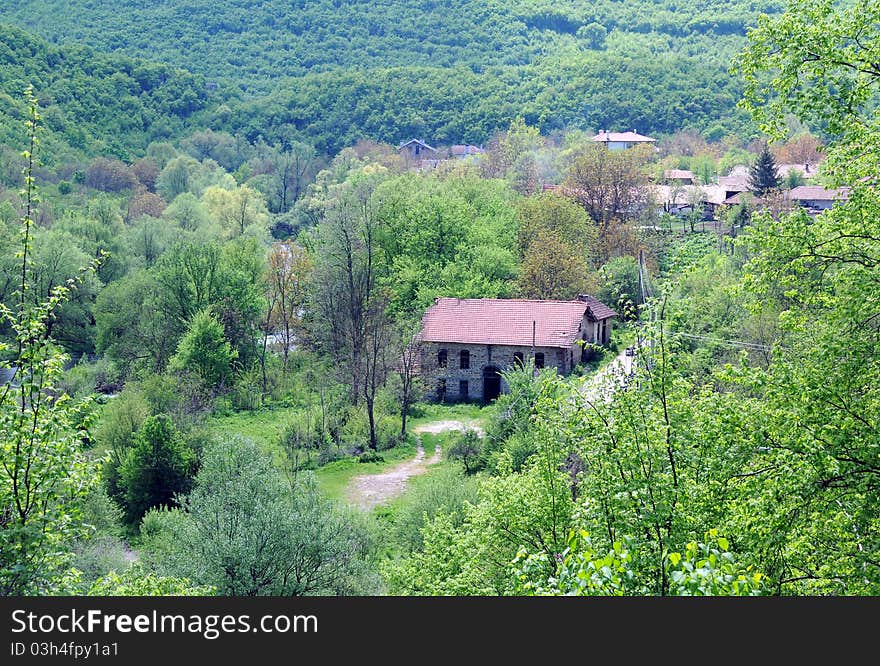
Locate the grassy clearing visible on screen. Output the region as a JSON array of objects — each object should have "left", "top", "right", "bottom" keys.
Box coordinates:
[
  {"left": 206, "top": 401, "right": 492, "bottom": 505},
  {"left": 313, "top": 435, "right": 419, "bottom": 501},
  {"left": 408, "top": 401, "right": 493, "bottom": 429},
  {"left": 204, "top": 406, "right": 297, "bottom": 466}
]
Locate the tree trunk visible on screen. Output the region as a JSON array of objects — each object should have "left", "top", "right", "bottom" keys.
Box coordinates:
[{"left": 366, "top": 395, "right": 378, "bottom": 450}]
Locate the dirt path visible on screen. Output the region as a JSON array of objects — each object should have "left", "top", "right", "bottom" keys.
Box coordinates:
[
  {"left": 581, "top": 346, "right": 637, "bottom": 403},
  {"left": 346, "top": 420, "right": 482, "bottom": 510}
]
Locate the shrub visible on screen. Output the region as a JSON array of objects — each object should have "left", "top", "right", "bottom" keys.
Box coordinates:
[
  {"left": 117, "top": 415, "right": 196, "bottom": 527},
  {"left": 358, "top": 450, "right": 385, "bottom": 464},
  {"left": 448, "top": 429, "right": 485, "bottom": 474},
  {"left": 392, "top": 466, "right": 479, "bottom": 553}
]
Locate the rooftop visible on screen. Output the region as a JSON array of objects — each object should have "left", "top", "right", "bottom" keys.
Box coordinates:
[
  {"left": 420, "top": 296, "right": 616, "bottom": 349},
  {"left": 398, "top": 138, "right": 437, "bottom": 152},
  {"left": 788, "top": 185, "right": 849, "bottom": 201},
  {"left": 593, "top": 130, "right": 656, "bottom": 144}
]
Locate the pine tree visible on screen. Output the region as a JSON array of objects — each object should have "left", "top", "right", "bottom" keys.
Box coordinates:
[{"left": 748, "top": 142, "right": 781, "bottom": 195}]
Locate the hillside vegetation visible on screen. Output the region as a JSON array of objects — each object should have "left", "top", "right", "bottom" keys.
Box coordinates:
[
  {"left": 0, "top": 24, "right": 211, "bottom": 162},
  {"left": 0, "top": 0, "right": 782, "bottom": 151}
]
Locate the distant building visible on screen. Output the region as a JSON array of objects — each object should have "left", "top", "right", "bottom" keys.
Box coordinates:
[
  {"left": 776, "top": 163, "right": 816, "bottom": 181},
  {"left": 593, "top": 130, "right": 656, "bottom": 151},
  {"left": 450, "top": 144, "right": 485, "bottom": 160},
  {"left": 652, "top": 183, "right": 727, "bottom": 219},
  {"left": 418, "top": 295, "right": 616, "bottom": 402},
  {"left": 788, "top": 185, "right": 849, "bottom": 213},
  {"left": 718, "top": 165, "right": 751, "bottom": 201},
  {"left": 398, "top": 138, "right": 437, "bottom": 164},
  {"left": 663, "top": 169, "right": 695, "bottom": 185}
]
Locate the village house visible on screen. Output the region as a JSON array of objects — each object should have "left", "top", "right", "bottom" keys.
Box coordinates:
[
  {"left": 663, "top": 169, "right": 695, "bottom": 185},
  {"left": 398, "top": 138, "right": 437, "bottom": 160},
  {"left": 449, "top": 144, "right": 485, "bottom": 160},
  {"left": 418, "top": 295, "right": 617, "bottom": 403},
  {"left": 593, "top": 130, "right": 656, "bottom": 151},
  {"left": 788, "top": 185, "right": 849, "bottom": 213},
  {"left": 397, "top": 138, "right": 440, "bottom": 170},
  {"left": 651, "top": 183, "right": 728, "bottom": 219}
]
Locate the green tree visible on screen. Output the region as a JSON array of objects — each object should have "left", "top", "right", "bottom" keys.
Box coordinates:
[
  {"left": 168, "top": 309, "right": 237, "bottom": 390},
  {"left": 117, "top": 415, "right": 195, "bottom": 527},
  {"left": 94, "top": 269, "right": 173, "bottom": 376},
  {"left": 516, "top": 192, "right": 597, "bottom": 262},
  {"left": 158, "top": 437, "right": 373, "bottom": 595},
  {"left": 748, "top": 142, "right": 781, "bottom": 196},
  {"left": 448, "top": 430, "right": 484, "bottom": 474},
  {"left": 0, "top": 90, "right": 100, "bottom": 595},
  {"left": 729, "top": 0, "right": 880, "bottom": 592},
  {"left": 597, "top": 255, "right": 641, "bottom": 320},
  {"left": 518, "top": 231, "right": 592, "bottom": 300},
  {"left": 784, "top": 168, "right": 806, "bottom": 189}
]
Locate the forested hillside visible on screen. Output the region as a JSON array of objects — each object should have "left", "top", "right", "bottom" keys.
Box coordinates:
[
  {"left": 0, "top": 0, "right": 778, "bottom": 151},
  {"left": 1, "top": 0, "right": 781, "bottom": 82},
  {"left": 2, "top": 0, "right": 877, "bottom": 601},
  {"left": 0, "top": 24, "right": 212, "bottom": 162}
]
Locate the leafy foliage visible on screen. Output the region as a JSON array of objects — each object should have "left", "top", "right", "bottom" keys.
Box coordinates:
[
  {"left": 0, "top": 91, "right": 101, "bottom": 595},
  {"left": 146, "top": 436, "right": 375, "bottom": 596}
]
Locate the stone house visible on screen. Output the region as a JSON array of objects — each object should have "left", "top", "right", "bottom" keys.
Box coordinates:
[{"left": 418, "top": 295, "right": 617, "bottom": 403}]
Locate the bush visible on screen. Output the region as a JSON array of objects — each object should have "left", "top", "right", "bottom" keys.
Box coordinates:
[
  {"left": 506, "top": 434, "right": 538, "bottom": 473},
  {"left": 448, "top": 430, "right": 485, "bottom": 474},
  {"left": 358, "top": 450, "right": 385, "bottom": 463},
  {"left": 72, "top": 536, "right": 130, "bottom": 586},
  {"left": 117, "top": 415, "right": 196, "bottom": 527},
  {"left": 392, "top": 466, "right": 479, "bottom": 553},
  {"left": 59, "top": 356, "right": 123, "bottom": 399}
]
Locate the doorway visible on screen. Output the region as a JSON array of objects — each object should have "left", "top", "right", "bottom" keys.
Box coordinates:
[{"left": 482, "top": 366, "right": 501, "bottom": 402}]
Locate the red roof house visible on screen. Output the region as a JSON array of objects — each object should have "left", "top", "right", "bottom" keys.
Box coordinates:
[{"left": 419, "top": 295, "right": 616, "bottom": 402}]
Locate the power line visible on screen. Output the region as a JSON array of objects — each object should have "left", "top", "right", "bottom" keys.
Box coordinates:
[{"left": 671, "top": 331, "right": 775, "bottom": 352}]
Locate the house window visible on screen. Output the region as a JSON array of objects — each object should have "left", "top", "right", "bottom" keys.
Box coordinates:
[
  {"left": 513, "top": 352, "right": 524, "bottom": 368},
  {"left": 437, "top": 379, "right": 446, "bottom": 401},
  {"left": 460, "top": 350, "right": 470, "bottom": 370},
  {"left": 438, "top": 349, "right": 447, "bottom": 368},
  {"left": 459, "top": 380, "right": 468, "bottom": 400},
  {"left": 535, "top": 352, "right": 545, "bottom": 369}
]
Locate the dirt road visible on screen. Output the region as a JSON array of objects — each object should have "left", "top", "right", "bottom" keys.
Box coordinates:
[{"left": 346, "top": 420, "right": 482, "bottom": 510}]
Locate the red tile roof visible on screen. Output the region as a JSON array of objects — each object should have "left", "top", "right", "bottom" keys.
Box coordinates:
[{"left": 420, "top": 296, "right": 616, "bottom": 348}]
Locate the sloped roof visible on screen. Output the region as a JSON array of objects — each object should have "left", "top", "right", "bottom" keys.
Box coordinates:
[
  {"left": 718, "top": 174, "right": 749, "bottom": 192},
  {"left": 398, "top": 138, "right": 437, "bottom": 152},
  {"left": 594, "top": 131, "right": 656, "bottom": 143},
  {"left": 651, "top": 183, "right": 727, "bottom": 206},
  {"left": 420, "top": 296, "right": 616, "bottom": 349},
  {"left": 451, "top": 144, "right": 484, "bottom": 156},
  {"left": 777, "top": 163, "right": 816, "bottom": 178},
  {"left": 788, "top": 185, "right": 849, "bottom": 201},
  {"left": 664, "top": 169, "right": 694, "bottom": 180}
]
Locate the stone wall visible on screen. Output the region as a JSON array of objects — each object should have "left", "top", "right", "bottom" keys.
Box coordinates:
[{"left": 421, "top": 342, "right": 574, "bottom": 402}]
